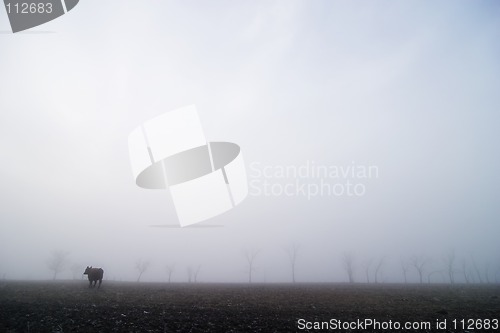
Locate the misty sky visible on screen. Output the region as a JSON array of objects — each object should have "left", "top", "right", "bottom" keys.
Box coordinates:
[{"left": 0, "top": 0, "right": 499, "bottom": 283}]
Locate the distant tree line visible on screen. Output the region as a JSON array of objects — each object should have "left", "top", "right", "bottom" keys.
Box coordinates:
[
  {"left": 43, "top": 246, "right": 499, "bottom": 284},
  {"left": 341, "top": 250, "right": 499, "bottom": 284}
]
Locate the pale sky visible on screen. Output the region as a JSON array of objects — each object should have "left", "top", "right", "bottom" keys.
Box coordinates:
[{"left": 0, "top": 1, "right": 499, "bottom": 283}]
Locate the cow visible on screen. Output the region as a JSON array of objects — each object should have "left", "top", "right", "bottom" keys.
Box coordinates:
[{"left": 83, "top": 266, "right": 104, "bottom": 288}]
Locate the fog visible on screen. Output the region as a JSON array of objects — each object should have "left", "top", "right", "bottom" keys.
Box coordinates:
[{"left": 0, "top": 1, "right": 499, "bottom": 284}]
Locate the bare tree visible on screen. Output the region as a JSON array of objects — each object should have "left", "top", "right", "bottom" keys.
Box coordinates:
[
  {"left": 362, "top": 258, "right": 373, "bottom": 283},
  {"left": 410, "top": 256, "right": 427, "bottom": 284},
  {"left": 186, "top": 266, "right": 193, "bottom": 283},
  {"left": 400, "top": 259, "right": 410, "bottom": 284},
  {"left": 444, "top": 250, "right": 456, "bottom": 284},
  {"left": 135, "top": 259, "right": 150, "bottom": 282},
  {"left": 193, "top": 265, "right": 201, "bottom": 283},
  {"left": 461, "top": 258, "right": 471, "bottom": 284},
  {"left": 47, "top": 250, "right": 69, "bottom": 280},
  {"left": 243, "top": 249, "right": 260, "bottom": 283},
  {"left": 374, "top": 257, "right": 385, "bottom": 283},
  {"left": 285, "top": 242, "right": 300, "bottom": 283},
  {"left": 341, "top": 252, "right": 355, "bottom": 283},
  {"left": 470, "top": 255, "right": 483, "bottom": 283},
  {"left": 166, "top": 265, "right": 175, "bottom": 283}
]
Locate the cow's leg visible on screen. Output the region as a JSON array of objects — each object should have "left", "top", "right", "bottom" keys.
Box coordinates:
[
  {"left": 98, "top": 279, "right": 102, "bottom": 288},
  {"left": 88, "top": 280, "right": 92, "bottom": 288}
]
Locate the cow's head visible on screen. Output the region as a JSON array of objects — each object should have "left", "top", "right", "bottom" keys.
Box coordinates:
[{"left": 83, "top": 266, "right": 92, "bottom": 275}]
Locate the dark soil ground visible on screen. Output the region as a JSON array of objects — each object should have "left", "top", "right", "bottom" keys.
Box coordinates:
[{"left": 0, "top": 281, "right": 499, "bottom": 332}]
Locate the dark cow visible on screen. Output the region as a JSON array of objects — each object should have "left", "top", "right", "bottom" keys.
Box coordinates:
[{"left": 83, "top": 266, "right": 104, "bottom": 288}]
